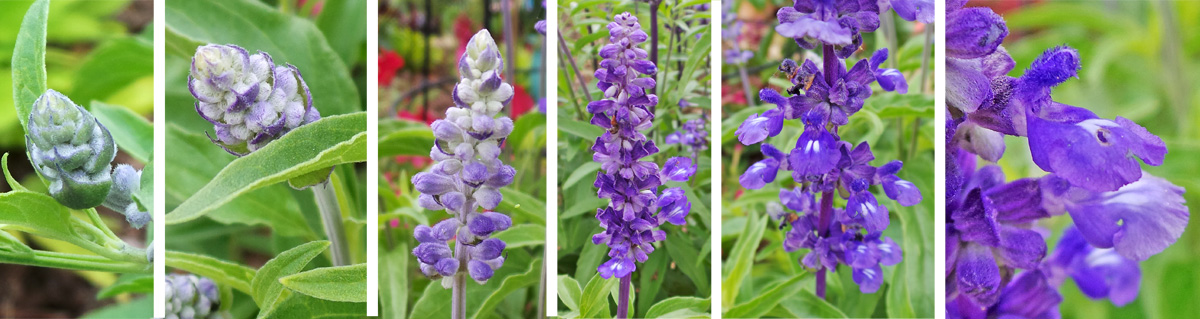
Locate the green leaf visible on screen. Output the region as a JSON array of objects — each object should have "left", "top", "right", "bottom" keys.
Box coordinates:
[
  {"left": 91, "top": 101, "right": 152, "bottom": 163},
  {"left": 558, "top": 115, "right": 603, "bottom": 140},
  {"left": 558, "top": 275, "right": 583, "bottom": 312},
  {"left": 164, "top": 26, "right": 205, "bottom": 58},
  {"left": 166, "top": 250, "right": 256, "bottom": 294},
  {"left": 721, "top": 214, "right": 767, "bottom": 308},
  {"left": 498, "top": 187, "right": 546, "bottom": 225},
  {"left": 96, "top": 273, "right": 153, "bottom": 299},
  {"left": 261, "top": 289, "right": 366, "bottom": 318},
  {"left": 71, "top": 37, "right": 153, "bottom": 106},
  {"left": 724, "top": 273, "right": 807, "bottom": 318},
  {"left": 280, "top": 263, "right": 366, "bottom": 303},
  {"left": 493, "top": 224, "right": 545, "bottom": 249},
  {"left": 645, "top": 297, "right": 710, "bottom": 318},
  {"left": 410, "top": 281, "right": 451, "bottom": 319},
  {"left": 2, "top": 153, "right": 28, "bottom": 192},
  {"left": 251, "top": 241, "right": 329, "bottom": 315},
  {"left": 165, "top": 0, "right": 361, "bottom": 116},
  {"left": 167, "top": 113, "right": 366, "bottom": 224},
  {"left": 776, "top": 290, "right": 848, "bottom": 318},
  {"left": 164, "top": 125, "right": 312, "bottom": 238},
  {"left": 378, "top": 125, "right": 435, "bottom": 157},
  {"left": 649, "top": 308, "right": 710, "bottom": 318},
  {"left": 561, "top": 162, "right": 601, "bottom": 191},
  {"left": 664, "top": 228, "right": 709, "bottom": 293},
  {"left": 579, "top": 272, "right": 617, "bottom": 319},
  {"left": 0, "top": 191, "right": 77, "bottom": 242},
  {"left": 0, "top": 229, "right": 33, "bottom": 258},
  {"left": 11, "top": 0, "right": 48, "bottom": 133},
  {"left": 574, "top": 28, "right": 610, "bottom": 52},
  {"left": 472, "top": 258, "right": 542, "bottom": 319},
  {"left": 381, "top": 244, "right": 408, "bottom": 319},
  {"left": 314, "top": 0, "right": 365, "bottom": 66}
]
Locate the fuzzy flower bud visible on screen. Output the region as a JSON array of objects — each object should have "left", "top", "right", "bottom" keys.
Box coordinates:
[
  {"left": 188, "top": 44, "right": 319, "bottom": 155},
  {"left": 412, "top": 30, "right": 515, "bottom": 286},
  {"left": 25, "top": 89, "right": 116, "bottom": 209},
  {"left": 166, "top": 274, "right": 226, "bottom": 319}
]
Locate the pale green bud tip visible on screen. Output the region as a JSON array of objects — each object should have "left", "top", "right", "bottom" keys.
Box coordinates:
[{"left": 25, "top": 89, "right": 116, "bottom": 209}]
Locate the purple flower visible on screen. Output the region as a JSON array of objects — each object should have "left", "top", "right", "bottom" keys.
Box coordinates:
[
  {"left": 588, "top": 12, "right": 693, "bottom": 281},
  {"left": 868, "top": 49, "right": 908, "bottom": 94},
  {"left": 665, "top": 117, "right": 709, "bottom": 158},
  {"left": 733, "top": 0, "right": 921, "bottom": 296},
  {"left": 411, "top": 30, "right": 516, "bottom": 286},
  {"left": 776, "top": 0, "right": 880, "bottom": 57},
  {"left": 886, "top": 0, "right": 934, "bottom": 24},
  {"left": 945, "top": 2, "right": 1188, "bottom": 315},
  {"left": 1044, "top": 227, "right": 1141, "bottom": 306}
]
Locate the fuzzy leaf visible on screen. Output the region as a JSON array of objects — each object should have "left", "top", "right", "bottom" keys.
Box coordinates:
[
  {"left": 579, "top": 273, "right": 617, "bottom": 319},
  {"left": 251, "top": 241, "right": 330, "bottom": 316},
  {"left": 91, "top": 101, "right": 152, "bottom": 163},
  {"left": 280, "top": 263, "right": 366, "bottom": 303},
  {"left": 11, "top": 0, "right": 48, "bottom": 133},
  {"left": 472, "top": 258, "right": 542, "bottom": 319},
  {"left": 166, "top": 112, "right": 366, "bottom": 224}
]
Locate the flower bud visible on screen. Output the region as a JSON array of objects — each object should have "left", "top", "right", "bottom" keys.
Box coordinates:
[
  {"left": 166, "top": 274, "right": 226, "bottom": 319},
  {"left": 189, "top": 44, "right": 319, "bottom": 155},
  {"left": 26, "top": 89, "right": 116, "bottom": 209}
]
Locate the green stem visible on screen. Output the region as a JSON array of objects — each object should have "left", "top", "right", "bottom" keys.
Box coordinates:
[
  {"left": 919, "top": 23, "right": 933, "bottom": 93},
  {"left": 85, "top": 207, "right": 121, "bottom": 242},
  {"left": 66, "top": 217, "right": 146, "bottom": 263},
  {"left": 314, "top": 179, "right": 351, "bottom": 266},
  {"left": 0, "top": 250, "right": 150, "bottom": 274}
]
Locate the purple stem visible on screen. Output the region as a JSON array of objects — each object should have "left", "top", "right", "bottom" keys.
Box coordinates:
[
  {"left": 816, "top": 268, "right": 827, "bottom": 299},
  {"left": 617, "top": 274, "right": 632, "bottom": 318},
  {"left": 816, "top": 190, "right": 834, "bottom": 299},
  {"left": 822, "top": 44, "right": 837, "bottom": 86}
]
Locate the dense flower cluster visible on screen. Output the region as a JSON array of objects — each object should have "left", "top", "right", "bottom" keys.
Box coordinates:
[
  {"left": 188, "top": 44, "right": 320, "bottom": 156},
  {"left": 945, "top": 0, "right": 1188, "bottom": 316},
  {"left": 736, "top": 0, "right": 920, "bottom": 294},
  {"left": 166, "top": 274, "right": 225, "bottom": 319},
  {"left": 411, "top": 30, "right": 516, "bottom": 286},
  {"left": 26, "top": 89, "right": 150, "bottom": 228},
  {"left": 587, "top": 12, "right": 696, "bottom": 280}
]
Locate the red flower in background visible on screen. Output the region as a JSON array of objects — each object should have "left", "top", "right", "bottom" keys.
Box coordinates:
[
  {"left": 379, "top": 49, "right": 404, "bottom": 87},
  {"left": 510, "top": 85, "right": 534, "bottom": 118},
  {"left": 454, "top": 14, "right": 476, "bottom": 59}
]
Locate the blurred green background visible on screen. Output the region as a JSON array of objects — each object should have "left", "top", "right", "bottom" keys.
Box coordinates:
[
  {"left": 720, "top": 0, "right": 934, "bottom": 317},
  {"left": 979, "top": 1, "right": 1200, "bottom": 318},
  {"left": 0, "top": 0, "right": 153, "bottom": 317}
]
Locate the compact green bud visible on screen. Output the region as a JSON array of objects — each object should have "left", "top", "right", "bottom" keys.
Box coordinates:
[{"left": 25, "top": 89, "right": 116, "bottom": 209}]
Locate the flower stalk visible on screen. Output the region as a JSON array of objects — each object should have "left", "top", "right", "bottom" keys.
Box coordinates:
[{"left": 411, "top": 30, "right": 516, "bottom": 319}]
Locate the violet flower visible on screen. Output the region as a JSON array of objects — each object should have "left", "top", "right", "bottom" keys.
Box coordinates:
[
  {"left": 776, "top": 0, "right": 881, "bottom": 58},
  {"left": 735, "top": 0, "right": 920, "bottom": 297},
  {"left": 410, "top": 30, "right": 516, "bottom": 318},
  {"left": 665, "top": 116, "right": 709, "bottom": 160},
  {"left": 945, "top": 0, "right": 1188, "bottom": 313},
  {"left": 587, "top": 12, "right": 695, "bottom": 318}
]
